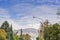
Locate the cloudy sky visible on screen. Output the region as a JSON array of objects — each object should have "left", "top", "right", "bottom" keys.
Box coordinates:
[{"left": 0, "top": 0, "right": 60, "bottom": 30}]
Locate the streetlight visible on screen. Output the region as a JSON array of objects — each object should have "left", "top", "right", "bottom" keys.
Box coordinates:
[
  {"left": 33, "top": 16, "right": 44, "bottom": 40},
  {"left": 33, "top": 16, "right": 43, "bottom": 22},
  {"left": 33, "top": 16, "right": 44, "bottom": 32}
]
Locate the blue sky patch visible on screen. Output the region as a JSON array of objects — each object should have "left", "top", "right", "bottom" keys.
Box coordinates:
[{"left": 0, "top": 0, "right": 60, "bottom": 30}]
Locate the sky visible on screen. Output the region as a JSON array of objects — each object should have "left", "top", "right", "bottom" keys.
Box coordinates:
[{"left": 0, "top": 0, "right": 60, "bottom": 30}]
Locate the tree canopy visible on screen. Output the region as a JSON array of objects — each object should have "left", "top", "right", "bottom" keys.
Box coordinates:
[{"left": 0, "top": 29, "right": 6, "bottom": 40}]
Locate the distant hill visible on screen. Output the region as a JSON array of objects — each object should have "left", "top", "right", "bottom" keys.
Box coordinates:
[{"left": 14, "top": 28, "right": 38, "bottom": 40}]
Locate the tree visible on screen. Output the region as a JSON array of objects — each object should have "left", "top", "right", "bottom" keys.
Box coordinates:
[
  {"left": 24, "top": 34, "right": 31, "bottom": 40},
  {"left": 36, "top": 37, "right": 39, "bottom": 40},
  {"left": 9, "top": 25, "right": 14, "bottom": 40},
  {"left": 13, "top": 33, "right": 19, "bottom": 40},
  {"left": 1, "top": 21, "right": 10, "bottom": 40},
  {"left": 38, "top": 20, "right": 49, "bottom": 40},
  {"left": 0, "top": 21, "right": 14, "bottom": 40},
  {"left": 43, "top": 19, "right": 49, "bottom": 27},
  {"left": 44, "top": 26, "right": 51, "bottom": 40},
  {"left": 1, "top": 21, "right": 9, "bottom": 32},
  {"left": 22, "top": 34, "right": 31, "bottom": 40},
  {"left": 56, "top": 8, "right": 60, "bottom": 18},
  {"left": 44, "top": 23, "right": 60, "bottom": 40},
  {"left": 19, "top": 29, "right": 24, "bottom": 40},
  {"left": 0, "top": 29, "right": 6, "bottom": 40}
]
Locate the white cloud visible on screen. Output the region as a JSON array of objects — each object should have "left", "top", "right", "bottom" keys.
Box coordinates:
[
  {"left": 0, "top": 8, "right": 22, "bottom": 30},
  {"left": 10, "top": 4, "right": 60, "bottom": 29},
  {"left": 7, "top": 19, "right": 21, "bottom": 30},
  {"left": 0, "top": 8, "right": 8, "bottom": 14},
  {"left": 12, "top": 4, "right": 57, "bottom": 16},
  {"left": 0, "top": 8, "right": 11, "bottom": 19},
  {"left": 0, "top": 0, "right": 60, "bottom": 30},
  {"left": 0, "top": 8, "right": 10, "bottom": 27},
  {"left": 13, "top": 16, "right": 40, "bottom": 29}
]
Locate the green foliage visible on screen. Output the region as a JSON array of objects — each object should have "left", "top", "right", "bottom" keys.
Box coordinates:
[
  {"left": 0, "top": 21, "right": 14, "bottom": 40},
  {"left": 1, "top": 20, "right": 60, "bottom": 40},
  {"left": 19, "top": 34, "right": 31, "bottom": 40},
  {"left": 0, "top": 21, "right": 10, "bottom": 39},
  {"left": 23, "top": 34, "right": 31, "bottom": 40},
  {"left": 9, "top": 25, "right": 14, "bottom": 40},
  {"left": 13, "top": 33, "right": 19, "bottom": 40},
  {"left": 19, "top": 29, "right": 24, "bottom": 40},
  {"left": 0, "top": 29, "right": 7, "bottom": 40},
  {"left": 36, "top": 37, "right": 39, "bottom": 40},
  {"left": 1, "top": 21, "right": 10, "bottom": 32},
  {"left": 19, "top": 35, "right": 24, "bottom": 40},
  {"left": 44, "top": 23, "right": 60, "bottom": 40},
  {"left": 19, "top": 37, "right": 24, "bottom": 40}
]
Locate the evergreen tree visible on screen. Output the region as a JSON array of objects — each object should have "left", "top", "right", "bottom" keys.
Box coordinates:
[
  {"left": 0, "top": 21, "right": 10, "bottom": 40},
  {"left": 10, "top": 25, "right": 14, "bottom": 40},
  {"left": 1, "top": 21, "right": 9, "bottom": 32},
  {"left": 19, "top": 29, "right": 24, "bottom": 40}
]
